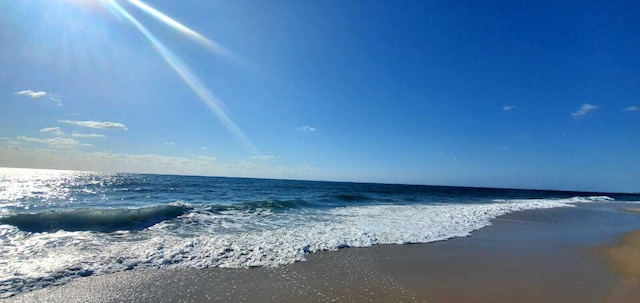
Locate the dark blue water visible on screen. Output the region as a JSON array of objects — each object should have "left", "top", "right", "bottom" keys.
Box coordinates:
[{"left": 2, "top": 168, "right": 636, "bottom": 213}]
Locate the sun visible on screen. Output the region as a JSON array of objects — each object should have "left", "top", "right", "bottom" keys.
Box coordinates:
[{"left": 12, "top": 0, "right": 255, "bottom": 153}]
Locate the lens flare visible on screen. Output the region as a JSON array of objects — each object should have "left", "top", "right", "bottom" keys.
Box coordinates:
[
  {"left": 102, "top": 0, "right": 256, "bottom": 153},
  {"left": 123, "top": 0, "right": 235, "bottom": 59}
]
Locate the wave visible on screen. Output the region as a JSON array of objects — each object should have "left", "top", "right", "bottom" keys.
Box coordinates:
[
  {"left": 235, "top": 199, "right": 313, "bottom": 210},
  {"left": 0, "top": 196, "right": 626, "bottom": 297},
  {"left": 565, "top": 196, "right": 615, "bottom": 203},
  {"left": 205, "top": 194, "right": 373, "bottom": 213},
  {"left": 0, "top": 205, "right": 188, "bottom": 233},
  {"left": 205, "top": 199, "right": 314, "bottom": 213},
  {"left": 0, "top": 195, "right": 617, "bottom": 234}
]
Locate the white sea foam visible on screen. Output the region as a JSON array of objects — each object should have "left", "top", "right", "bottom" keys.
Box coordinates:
[
  {"left": 0, "top": 198, "right": 585, "bottom": 297},
  {"left": 564, "top": 196, "right": 615, "bottom": 203}
]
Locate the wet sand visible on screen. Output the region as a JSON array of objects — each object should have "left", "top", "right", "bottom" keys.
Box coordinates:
[
  {"left": 600, "top": 231, "right": 640, "bottom": 280},
  {"left": 623, "top": 207, "right": 640, "bottom": 213},
  {"left": 6, "top": 203, "right": 640, "bottom": 303}
]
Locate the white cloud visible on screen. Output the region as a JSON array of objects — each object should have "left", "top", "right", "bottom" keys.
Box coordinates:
[
  {"left": 201, "top": 147, "right": 208, "bottom": 150},
  {"left": 72, "top": 133, "right": 106, "bottom": 138},
  {"left": 165, "top": 142, "right": 175, "bottom": 146},
  {"left": 0, "top": 137, "right": 20, "bottom": 146},
  {"left": 58, "top": 120, "right": 128, "bottom": 130},
  {"left": 15, "top": 90, "right": 47, "bottom": 98},
  {"left": 197, "top": 156, "right": 216, "bottom": 162},
  {"left": 0, "top": 146, "right": 313, "bottom": 180},
  {"left": 571, "top": 103, "right": 598, "bottom": 117},
  {"left": 16, "top": 136, "right": 91, "bottom": 149},
  {"left": 17, "top": 136, "right": 48, "bottom": 144},
  {"left": 40, "top": 127, "right": 64, "bottom": 135},
  {"left": 15, "top": 90, "right": 62, "bottom": 105},
  {"left": 300, "top": 125, "right": 316, "bottom": 131},
  {"left": 49, "top": 95, "right": 63, "bottom": 106},
  {"left": 623, "top": 106, "right": 640, "bottom": 112},
  {"left": 503, "top": 105, "right": 515, "bottom": 111},
  {"left": 251, "top": 155, "right": 276, "bottom": 161}
]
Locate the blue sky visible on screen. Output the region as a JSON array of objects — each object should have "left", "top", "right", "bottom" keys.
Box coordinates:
[{"left": 1, "top": 0, "right": 639, "bottom": 192}]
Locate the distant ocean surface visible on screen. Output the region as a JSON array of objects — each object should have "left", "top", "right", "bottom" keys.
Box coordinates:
[{"left": 1, "top": 167, "right": 638, "bottom": 297}]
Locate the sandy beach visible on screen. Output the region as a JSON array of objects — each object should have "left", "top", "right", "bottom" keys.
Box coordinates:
[
  {"left": 600, "top": 231, "right": 640, "bottom": 281},
  {"left": 6, "top": 202, "right": 640, "bottom": 303}
]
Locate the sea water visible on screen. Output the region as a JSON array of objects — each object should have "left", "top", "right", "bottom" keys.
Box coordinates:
[{"left": 0, "top": 167, "right": 638, "bottom": 297}]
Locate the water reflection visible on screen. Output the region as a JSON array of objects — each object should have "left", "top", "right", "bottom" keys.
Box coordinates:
[{"left": 0, "top": 168, "right": 109, "bottom": 212}]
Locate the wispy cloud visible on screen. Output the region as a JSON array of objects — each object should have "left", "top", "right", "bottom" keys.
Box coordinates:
[
  {"left": 72, "top": 133, "right": 106, "bottom": 138},
  {"left": 15, "top": 90, "right": 63, "bottom": 105},
  {"left": 15, "top": 90, "right": 47, "bottom": 98},
  {"left": 58, "top": 120, "right": 128, "bottom": 130},
  {"left": 503, "top": 105, "right": 515, "bottom": 111},
  {"left": 49, "top": 95, "right": 63, "bottom": 106},
  {"left": 0, "top": 137, "right": 20, "bottom": 146},
  {"left": 623, "top": 106, "right": 640, "bottom": 112},
  {"left": 40, "top": 127, "right": 64, "bottom": 135},
  {"left": 0, "top": 146, "right": 315, "bottom": 181},
  {"left": 17, "top": 136, "right": 49, "bottom": 144},
  {"left": 571, "top": 103, "right": 598, "bottom": 117},
  {"left": 251, "top": 155, "right": 276, "bottom": 161},
  {"left": 197, "top": 156, "right": 216, "bottom": 161},
  {"left": 201, "top": 147, "right": 208, "bottom": 150},
  {"left": 165, "top": 142, "right": 174, "bottom": 146},
  {"left": 16, "top": 136, "right": 91, "bottom": 149},
  {"left": 300, "top": 125, "right": 317, "bottom": 131}
]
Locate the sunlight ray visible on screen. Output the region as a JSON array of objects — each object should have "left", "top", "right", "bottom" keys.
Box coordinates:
[
  {"left": 103, "top": 0, "right": 256, "bottom": 153},
  {"left": 124, "top": 0, "right": 235, "bottom": 59}
]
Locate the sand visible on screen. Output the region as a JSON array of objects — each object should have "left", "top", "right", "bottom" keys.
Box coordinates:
[
  {"left": 5, "top": 203, "right": 640, "bottom": 303},
  {"left": 600, "top": 231, "right": 640, "bottom": 280},
  {"left": 623, "top": 207, "right": 640, "bottom": 213},
  {"left": 597, "top": 230, "right": 640, "bottom": 301}
]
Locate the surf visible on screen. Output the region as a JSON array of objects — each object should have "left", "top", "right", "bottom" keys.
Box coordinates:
[{"left": 0, "top": 204, "right": 188, "bottom": 233}]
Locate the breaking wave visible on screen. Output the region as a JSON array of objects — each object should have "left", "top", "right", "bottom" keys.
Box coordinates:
[{"left": 0, "top": 205, "right": 188, "bottom": 233}]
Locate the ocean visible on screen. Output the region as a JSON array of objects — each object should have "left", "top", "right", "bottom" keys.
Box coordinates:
[{"left": 1, "top": 167, "right": 638, "bottom": 298}]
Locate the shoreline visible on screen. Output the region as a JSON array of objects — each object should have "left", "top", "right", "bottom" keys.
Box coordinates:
[{"left": 6, "top": 203, "right": 640, "bottom": 302}]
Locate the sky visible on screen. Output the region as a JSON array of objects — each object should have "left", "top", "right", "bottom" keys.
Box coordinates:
[{"left": 1, "top": 0, "right": 639, "bottom": 192}]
